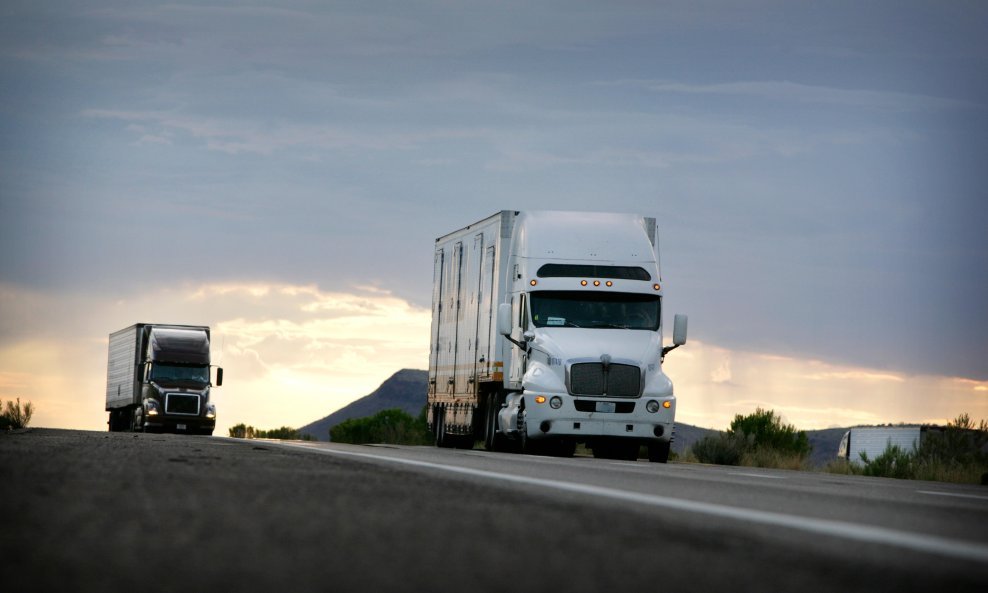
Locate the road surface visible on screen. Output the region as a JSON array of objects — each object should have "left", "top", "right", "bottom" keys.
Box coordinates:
[{"left": 2, "top": 428, "right": 986, "bottom": 592}]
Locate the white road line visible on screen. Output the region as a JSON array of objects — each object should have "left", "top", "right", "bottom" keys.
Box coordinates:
[
  {"left": 276, "top": 443, "right": 988, "bottom": 564},
  {"left": 728, "top": 471, "right": 786, "bottom": 479},
  {"left": 918, "top": 490, "right": 988, "bottom": 502}
]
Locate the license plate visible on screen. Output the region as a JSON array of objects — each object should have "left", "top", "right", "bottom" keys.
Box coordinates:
[
  {"left": 177, "top": 423, "right": 187, "bottom": 431},
  {"left": 595, "top": 402, "right": 616, "bottom": 413}
]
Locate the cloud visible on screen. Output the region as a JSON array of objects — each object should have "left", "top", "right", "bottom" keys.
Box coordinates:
[
  {"left": 82, "top": 109, "right": 419, "bottom": 155},
  {"left": 635, "top": 80, "right": 983, "bottom": 111},
  {"left": 663, "top": 341, "right": 988, "bottom": 430}
]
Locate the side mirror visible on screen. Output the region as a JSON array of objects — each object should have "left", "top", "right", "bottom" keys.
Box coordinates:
[
  {"left": 497, "top": 303, "right": 512, "bottom": 336},
  {"left": 215, "top": 367, "right": 224, "bottom": 387},
  {"left": 673, "top": 314, "right": 688, "bottom": 345}
]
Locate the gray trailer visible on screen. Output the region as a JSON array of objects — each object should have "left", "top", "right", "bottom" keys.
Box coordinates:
[{"left": 105, "top": 323, "right": 223, "bottom": 435}]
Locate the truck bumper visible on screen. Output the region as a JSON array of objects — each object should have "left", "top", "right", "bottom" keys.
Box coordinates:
[
  {"left": 519, "top": 393, "right": 675, "bottom": 443},
  {"left": 143, "top": 417, "right": 215, "bottom": 435}
]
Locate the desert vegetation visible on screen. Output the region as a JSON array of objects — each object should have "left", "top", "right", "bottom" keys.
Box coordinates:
[
  {"left": 688, "top": 408, "right": 811, "bottom": 470},
  {"left": 228, "top": 424, "right": 314, "bottom": 440},
  {"left": 1, "top": 398, "right": 34, "bottom": 429},
  {"left": 330, "top": 407, "right": 432, "bottom": 445}
]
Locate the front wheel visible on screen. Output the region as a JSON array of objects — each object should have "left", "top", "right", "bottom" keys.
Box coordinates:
[
  {"left": 483, "top": 393, "right": 505, "bottom": 452},
  {"left": 648, "top": 441, "right": 671, "bottom": 463}
]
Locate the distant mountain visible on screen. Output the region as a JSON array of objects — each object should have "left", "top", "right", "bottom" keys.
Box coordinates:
[
  {"left": 669, "top": 422, "right": 719, "bottom": 455},
  {"left": 806, "top": 427, "right": 848, "bottom": 467},
  {"left": 299, "top": 369, "right": 428, "bottom": 441}
]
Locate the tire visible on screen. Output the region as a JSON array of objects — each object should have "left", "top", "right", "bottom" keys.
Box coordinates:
[
  {"left": 484, "top": 393, "right": 505, "bottom": 452},
  {"left": 648, "top": 440, "right": 671, "bottom": 463},
  {"left": 434, "top": 405, "right": 453, "bottom": 448},
  {"left": 518, "top": 408, "right": 534, "bottom": 454}
]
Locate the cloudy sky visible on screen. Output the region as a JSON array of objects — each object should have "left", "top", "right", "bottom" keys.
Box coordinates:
[{"left": 2, "top": 1, "right": 986, "bottom": 435}]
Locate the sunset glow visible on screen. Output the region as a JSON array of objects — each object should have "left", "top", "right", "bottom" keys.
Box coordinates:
[{"left": 1, "top": 281, "right": 983, "bottom": 435}]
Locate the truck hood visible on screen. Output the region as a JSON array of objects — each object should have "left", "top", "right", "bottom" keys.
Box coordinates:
[{"left": 531, "top": 327, "right": 659, "bottom": 366}]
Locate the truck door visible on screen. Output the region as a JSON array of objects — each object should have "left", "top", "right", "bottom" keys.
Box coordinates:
[
  {"left": 437, "top": 242, "right": 463, "bottom": 394},
  {"left": 429, "top": 248, "right": 445, "bottom": 395},
  {"left": 508, "top": 293, "right": 528, "bottom": 389},
  {"left": 476, "top": 244, "right": 495, "bottom": 379},
  {"left": 454, "top": 233, "right": 483, "bottom": 395}
]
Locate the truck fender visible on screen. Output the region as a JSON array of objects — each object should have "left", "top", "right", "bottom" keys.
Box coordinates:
[{"left": 499, "top": 392, "right": 524, "bottom": 435}]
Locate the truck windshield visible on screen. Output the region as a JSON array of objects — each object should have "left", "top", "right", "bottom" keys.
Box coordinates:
[
  {"left": 529, "top": 291, "right": 660, "bottom": 330},
  {"left": 150, "top": 364, "right": 210, "bottom": 384}
]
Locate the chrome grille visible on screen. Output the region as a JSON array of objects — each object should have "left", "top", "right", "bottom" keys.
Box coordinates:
[
  {"left": 569, "top": 363, "right": 641, "bottom": 397},
  {"left": 570, "top": 363, "right": 604, "bottom": 395},
  {"left": 165, "top": 393, "right": 201, "bottom": 415}
]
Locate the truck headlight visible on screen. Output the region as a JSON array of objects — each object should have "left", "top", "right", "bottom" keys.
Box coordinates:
[
  {"left": 206, "top": 403, "right": 216, "bottom": 419},
  {"left": 646, "top": 400, "right": 660, "bottom": 413},
  {"left": 146, "top": 399, "right": 161, "bottom": 416},
  {"left": 549, "top": 396, "right": 563, "bottom": 409}
]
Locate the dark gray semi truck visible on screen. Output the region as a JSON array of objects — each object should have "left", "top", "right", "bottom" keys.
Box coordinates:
[{"left": 105, "top": 323, "right": 223, "bottom": 435}]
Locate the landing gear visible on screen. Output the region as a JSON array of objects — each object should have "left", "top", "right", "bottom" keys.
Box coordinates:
[{"left": 432, "top": 404, "right": 473, "bottom": 449}]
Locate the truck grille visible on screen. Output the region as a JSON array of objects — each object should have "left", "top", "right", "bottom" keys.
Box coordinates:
[
  {"left": 165, "top": 393, "right": 201, "bottom": 416},
  {"left": 569, "top": 363, "right": 641, "bottom": 397}
]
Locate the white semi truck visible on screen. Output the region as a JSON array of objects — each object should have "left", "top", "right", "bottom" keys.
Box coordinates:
[{"left": 428, "top": 210, "right": 687, "bottom": 461}]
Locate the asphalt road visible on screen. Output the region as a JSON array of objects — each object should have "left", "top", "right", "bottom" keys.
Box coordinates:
[{"left": 3, "top": 429, "right": 987, "bottom": 592}]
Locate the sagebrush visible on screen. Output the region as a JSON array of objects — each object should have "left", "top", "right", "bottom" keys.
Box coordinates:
[
  {"left": 330, "top": 407, "right": 432, "bottom": 445},
  {"left": 1, "top": 398, "right": 34, "bottom": 429},
  {"left": 689, "top": 408, "right": 810, "bottom": 469}
]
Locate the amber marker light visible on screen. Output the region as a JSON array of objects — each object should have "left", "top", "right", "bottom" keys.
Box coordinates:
[
  {"left": 535, "top": 395, "right": 547, "bottom": 404},
  {"left": 653, "top": 283, "right": 661, "bottom": 291},
  {"left": 580, "top": 280, "right": 588, "bottom": 286},
  {"left": 605, "top": 281, "right": 613, "bottom": 287},
  {"left": 530, "top": 279, "right": 537, "bottom": 286},
  {"left": 593, "top": 280, "right": 601, "bottom": 286},
  {"left": 663, "top": 401, "right": 671, "bottom": 409}
]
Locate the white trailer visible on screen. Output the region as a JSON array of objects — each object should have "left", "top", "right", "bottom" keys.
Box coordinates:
[
  {"left": 428, "top": 210, "right": 687, "bottom": 461},
  {"left": 837, "top": 426, "right": 923, "bottom": 463}
]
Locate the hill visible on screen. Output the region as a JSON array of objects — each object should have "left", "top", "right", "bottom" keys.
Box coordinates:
[
  {"left": 806, "top": 427, "right": 848, "bottom": 466},
  {"left": 299, "top": 369, "right": 428, "bottom": 441}
]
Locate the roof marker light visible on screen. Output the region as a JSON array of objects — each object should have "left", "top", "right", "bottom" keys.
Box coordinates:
[
  {"left": 530, "top": 279, "right": 537, "bottom": 286},
  {"left": 593, "top": 280, "right": 601, "bottom": 286},
  {"left": 653, "top": 283, "right": 661, "bottom": 291},
  {"left": 581, "top": 280, "right": 588, "bottom": 286},
  {"left": 605, "top": 281, "right": 613, "bottom": 287}
]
